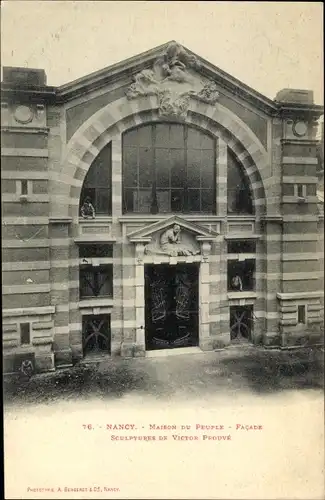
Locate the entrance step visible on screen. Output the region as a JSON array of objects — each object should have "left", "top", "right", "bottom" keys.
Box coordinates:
[
  {"left": 146, "top": 346, "right": 202, "bottom": 358},
  {"left": 79, "top": 353, "right": 111, "bottom": 365}
]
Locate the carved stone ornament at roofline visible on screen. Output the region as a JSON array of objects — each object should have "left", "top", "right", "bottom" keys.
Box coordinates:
[{"left": 125, "top": 42, "right": 219, "bottom": 119}]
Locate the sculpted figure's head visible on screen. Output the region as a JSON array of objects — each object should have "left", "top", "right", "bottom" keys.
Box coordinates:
[{"left": 173, "top": 224, "right": 181, "bottom": 234}]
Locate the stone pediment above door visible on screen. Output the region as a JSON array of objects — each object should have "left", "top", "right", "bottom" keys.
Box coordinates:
[{"left": 127, "top": 216, "right": 219, "bottom": 262}]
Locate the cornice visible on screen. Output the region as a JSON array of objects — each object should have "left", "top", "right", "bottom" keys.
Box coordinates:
[{"left": 1, "top": 84, "right": 57, "bottom": 104}]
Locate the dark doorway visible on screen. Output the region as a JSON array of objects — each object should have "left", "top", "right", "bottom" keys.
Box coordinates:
[
  {"left": 145, "top": 264, "right": 199, "bottom": 350},
  {"left": 230, "top": 306, "right": 253, "bottom": 343},
  {"left": 82, "top": 314, "right": 111, "bottom": 356}
]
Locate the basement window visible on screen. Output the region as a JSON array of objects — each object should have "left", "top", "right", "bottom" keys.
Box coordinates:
[
  {"left": 20, "top": 323, "right": 30, "bottom": 345},
  {"left": 297, "top": 305, "right": 306, "bottom": 324},
  {"left": 230, "top": 305, "right": 253, "bottom": 342}
]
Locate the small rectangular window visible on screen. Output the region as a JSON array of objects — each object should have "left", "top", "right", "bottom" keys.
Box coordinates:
[
  {"left": 297, "top": 184, "right": 305, "bottom": 198},
  {"left": 228, "top": 259, "right": 256, "bottom": 292},
  {"left": 227, "top": 240, "right": 256, "bottom": 254},
  {"left": 20, "top": 323, "right": 30, "bottom": 344},
  {"left": 297, "top": 305, "right": 306, "bottom": 324},
  {"left": 79, "top": 244, "right": 113, "bottom": 259},
  {"left": 21, "top": 180, "right": 28, "bottom": 195},
  {"left": 80, "top": 265, "right": 113, "bottom": 299}
]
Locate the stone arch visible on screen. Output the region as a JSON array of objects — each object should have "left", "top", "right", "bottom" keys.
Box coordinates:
[{"left": 57, "top": 95, "right": 268, "bottom": 219}]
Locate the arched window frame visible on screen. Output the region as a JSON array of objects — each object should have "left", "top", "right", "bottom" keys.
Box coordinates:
[
  {"left": 122, "top": 122, "right": 217, "bottom": 215},
  {"left": 227, "top": 148, "right": 254, "bottom": 215},
  {"left": 79, "top": 142, "right": 112, "bottom": 216}
]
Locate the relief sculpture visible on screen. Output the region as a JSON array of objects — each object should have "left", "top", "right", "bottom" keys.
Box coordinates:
[
  {"left": 145, "top": 224, "right": 200, "bottom": 257},
  {"left": 126, "top": 42, "right": 219, "bottom": 118}
]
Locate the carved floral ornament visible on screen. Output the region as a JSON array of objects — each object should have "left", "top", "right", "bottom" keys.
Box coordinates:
[{"left": 125, "top": 42, "right": 220, "bottom": 119}]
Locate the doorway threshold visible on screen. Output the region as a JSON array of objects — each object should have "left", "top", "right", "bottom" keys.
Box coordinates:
[
  {"left": 146, "top": 346, "right": 202, "bottom": 358},
  {"left": 79, "top": 352, "right": 111, "bottom": 364}
]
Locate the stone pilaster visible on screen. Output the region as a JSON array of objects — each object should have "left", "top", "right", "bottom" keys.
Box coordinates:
[
  {"left": 217, "top": 138, "right": 228, "bottom": 216},
  {"left": 49, "top": 221, "right": 73, "bottom": 367}
]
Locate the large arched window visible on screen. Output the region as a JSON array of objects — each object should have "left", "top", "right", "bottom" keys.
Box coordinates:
[
  {"left": 227, "top": 149, "right": 253, "bottom": 214},
  {"left": 122, "top": 123, "right": 216, "bottom": 214},
  {"left": 79, "top": 142, "right": 112, "bottom": 215}
]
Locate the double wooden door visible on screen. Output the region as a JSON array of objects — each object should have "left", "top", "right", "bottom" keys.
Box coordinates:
[{"left": 145, "top": 264, "right": 199, "bottom": 350}]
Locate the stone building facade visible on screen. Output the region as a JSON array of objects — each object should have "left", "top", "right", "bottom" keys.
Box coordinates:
[{"left": 2, "top": 41, "right": 324, "bottom": 373}]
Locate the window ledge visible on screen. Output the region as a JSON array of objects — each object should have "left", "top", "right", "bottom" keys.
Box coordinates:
[
  {"left": 79, "top": 216, "right": 113, "bottom": 223},
  {"left": 227, "top": 253, "right": 256, "bottom": 260},
  {"left": 3, "top": 306, "right": 55, "bottom": 318},
  {"left": 75, "top": 236, "right": 117, "bottom": 244},
  {"left": 224, "top": 234, "right": 261, "bottom": 240},
  {"left": 227, "top": 292, "right": 257, "bottom": 300},
  {"left": 119, "top": 215, "right": 223, "bottom": 223},
  {"left": 277, "top": 291, "right": 324, "bottom": 300},
  {"left": 79, "top": 298, "right": 114, "bottom": 309}
]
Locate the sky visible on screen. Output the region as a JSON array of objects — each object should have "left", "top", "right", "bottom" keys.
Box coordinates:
[{"left": 1, "top": 1, "right": 324, "bottom": 104}]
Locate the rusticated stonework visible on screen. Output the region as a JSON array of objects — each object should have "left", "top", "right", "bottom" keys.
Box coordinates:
[{"left": 126, "top": 42, "right": 219, "bottom": 119}]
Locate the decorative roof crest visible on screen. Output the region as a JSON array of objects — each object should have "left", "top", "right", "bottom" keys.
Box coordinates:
[{"left": 126, "top": 42, "right": 219, "bottom": 119}]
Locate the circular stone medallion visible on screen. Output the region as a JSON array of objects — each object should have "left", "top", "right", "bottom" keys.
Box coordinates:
[
  {"left": 14, "top": 105, "right": 34, "bottom": 124},
  {"left": 293, "top": 121, "right": 308, "bottom": 137}
]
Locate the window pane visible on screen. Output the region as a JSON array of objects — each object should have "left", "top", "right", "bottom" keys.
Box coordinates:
[
  {"left": 201, "top": 189, "right": 214, "bottom": 213},
  {"left": 187, "top": 189, "right": 200, "bottom": 212},
  {"left": 187, "top": 127, "right": 202, "bottom": 149},
  {"left": 135, "top": 189, "right": 153, "bottom": 212},
  {"left": 123, "top": 128, "right": 141, "bottom": 147},
  {"left": 156, "top": 149, "right": 170, "bottom": 187},
  {"left": 187, "top": 149, "right": 201, "bottom": 187},
  {"left": 95, "top": 155, "right": 110, "bottom": 185},
  {"left": 171, "top": 189, "right": 184, "bottom": 212},
  {"left": 97, "top": 266, "right": 113, "bottom": 297},
  {"left": 200, "top": 133, "right": 214, "bottom": 150},
  {"left": 138, "top": 147, "right": 153, "bottom": 187},
  {"left": 95, "top": 189, "right": 110, "bottom": 214},
  {"left": 169, "top": 124, "right": 184, "bottom": 148},
  {"left": 123, "top": 147, "right": 138, "bottom": 186},
  {"left": 83, "top": 165, "right": 97, "bottom": 186},
  {"left": 170, "top": 149, "right": 185, "bottom": 187},
  {"left": 136, "top": 125, "right": 153, "bottom": 147},
  {"left": 20, "top": 323, "right": 30, "bottom": 345},
  {"left": 155, "top": 124, "right": 170, "bottom": 147},
  {"left": 157, "top": 190, "right": 170, "bottom": 212},
  {"left": 200, "top": 150, "right": 214, "bottom": 187},
  {"left": 80, "top": 268, "right": 95, "bottom": 298},
  {"left": 123, "top": 188, "right": 135, "bottom": 212}
]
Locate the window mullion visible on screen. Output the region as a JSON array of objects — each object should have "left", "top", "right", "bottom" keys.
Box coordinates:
[{"left": 151, "top": 125, "right": 158, "bottom": 214}]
